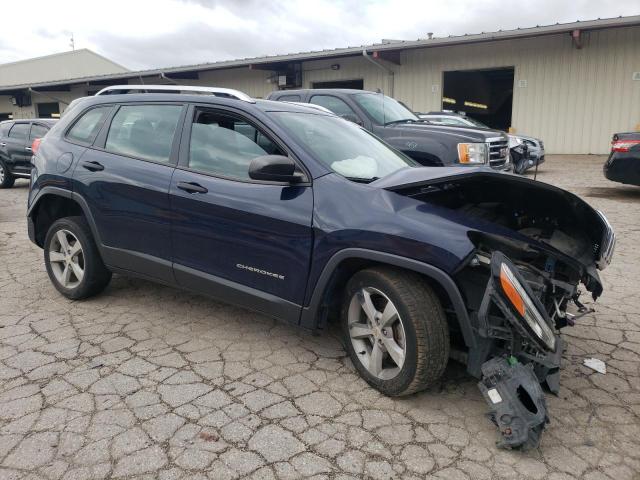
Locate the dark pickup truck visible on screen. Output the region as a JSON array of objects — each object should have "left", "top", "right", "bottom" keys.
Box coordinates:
[{"left": 268, "top": 89, "right": 511, "bottom": 170}]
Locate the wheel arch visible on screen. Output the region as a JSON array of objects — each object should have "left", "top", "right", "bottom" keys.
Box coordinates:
[
  {"left": 300, "top": 248, "right": 476, "bottom": 350},
  {"left": 28, "top": 187, "right": 102, "bottom": 249}
]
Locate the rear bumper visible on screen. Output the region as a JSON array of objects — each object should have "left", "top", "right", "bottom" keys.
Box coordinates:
[{"left": 604, "top": 154, "right": 640, "bottom": 186}]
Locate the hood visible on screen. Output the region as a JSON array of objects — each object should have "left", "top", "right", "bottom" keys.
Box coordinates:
[
  {"left": 389, "top": 121, "right": 507, "bottom": 142},
  {"left": 373, "top": 167, "right": 613, "bottom": 297}
]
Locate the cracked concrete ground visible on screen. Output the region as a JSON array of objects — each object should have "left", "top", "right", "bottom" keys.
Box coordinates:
[{"left": 0, "top": 155, "right": 638, "bottom": 480}]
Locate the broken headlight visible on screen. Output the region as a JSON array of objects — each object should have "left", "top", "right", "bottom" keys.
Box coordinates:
[
  {"left": 595, "top": 210, "right": 615, "bottom": 270},
  {"left": 491, "top": 252, "right": 556, "bottom": 352}
]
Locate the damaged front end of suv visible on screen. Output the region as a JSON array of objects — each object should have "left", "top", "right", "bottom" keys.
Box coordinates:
[{"left": 379, "top": 169, "right": 615, "bottom": 449}]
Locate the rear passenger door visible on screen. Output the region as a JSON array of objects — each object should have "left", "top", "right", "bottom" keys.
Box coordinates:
[
  {"left": 71, "top": 103, "right": 186, "bottom": 282},
  {"left": 169, "top": 105, "right": 313, "bottom": 322}
]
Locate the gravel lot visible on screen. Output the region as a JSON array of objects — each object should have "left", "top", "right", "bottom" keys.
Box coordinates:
[{"left": 0, "top": 155, "right": 638, "bottom": 480}]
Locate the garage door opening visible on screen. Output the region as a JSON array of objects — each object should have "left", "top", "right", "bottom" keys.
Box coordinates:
[
  {"left": 36, "top": 102, "right": 60, "bottom": 119},
  {"left": 442, "top": 68, "right": 514, "bottom": 130},
  {"left": 312, "top": 79, "right": 364, "bottom": 89}
]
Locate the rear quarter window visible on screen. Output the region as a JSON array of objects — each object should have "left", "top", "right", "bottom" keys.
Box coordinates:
[{"left": 66, "top": 106, "right": 112, "bottom": 144}]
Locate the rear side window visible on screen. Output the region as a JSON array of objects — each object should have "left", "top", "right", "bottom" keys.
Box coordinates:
[
  {"left": 8, "top": 123, "right": 29, "bottom": 140},
  {"left": 188, "top": 109, "right": 284, "bottom": 180},
  {"left": 105, "top": 104, "right": 182, "bottom": 164},
  {"left": 67, "top": 106, "right": 111, "bottom": 144},
  {"left": 30, "top": 124, "right": 49, "bottom": 140},
  {"left": 310, "top": 95, "right": 357, "bottom": 119},
  {"left": 277, "top": 94, "right": 301, "bottom": 102}
]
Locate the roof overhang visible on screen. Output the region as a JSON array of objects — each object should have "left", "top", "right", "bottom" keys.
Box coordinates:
[{"left": 0, "top": 15, "right": 638, "bottom": 94}]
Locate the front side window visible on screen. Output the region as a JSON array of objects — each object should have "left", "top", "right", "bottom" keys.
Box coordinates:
[
  {"left": 8, "top": 123, "right": 29, "bottom": 140},
  {"left": 30, "top": 124, "right": 49, "bottom": 140},
  {"left": 67, "top": 106, "right": 111, "bottom": 144},
  {"left": 105, "top": 104, "right": 182, "bottom": 163},
  {"left": 310, "top": 95, "right": 358, "bottom": 120},
  {"left": 188, "top": 109, "right": 284, "bottom": 180},
  {"left": 273, "top": 112, "right": 416, "bottom": 182},
  {"left": 352, "top": 93, "right": 418, "bottom": 125}
]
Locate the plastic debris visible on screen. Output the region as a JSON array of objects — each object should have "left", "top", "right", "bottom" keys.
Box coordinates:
[{"left": 583, "top": 358, "right": 606, "bottom": 374}]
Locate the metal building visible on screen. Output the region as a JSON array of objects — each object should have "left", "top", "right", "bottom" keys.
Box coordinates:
[{"left": 0, "top": 16, "right": 638, "bottom": 154}]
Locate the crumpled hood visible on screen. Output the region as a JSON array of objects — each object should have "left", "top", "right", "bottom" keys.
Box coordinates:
[{"left": 373, "top": 167, "right": 611, "bottom": 297}]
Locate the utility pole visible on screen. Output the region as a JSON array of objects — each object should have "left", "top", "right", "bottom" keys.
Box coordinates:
[{"left": 69, "top": 33, "right": 75, "bottom": 51}]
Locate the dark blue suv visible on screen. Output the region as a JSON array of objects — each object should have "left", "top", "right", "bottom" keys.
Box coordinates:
[{"left": 27, "top": 85, "right": 615, "bottom": 449}]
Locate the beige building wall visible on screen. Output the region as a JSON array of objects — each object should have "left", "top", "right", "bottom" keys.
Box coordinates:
[
  {"left": 0, "top": 49, "right": 128, "bottom": 87},
  {"left": 396, "top": 26, "right": 640, "bottom": 154}
]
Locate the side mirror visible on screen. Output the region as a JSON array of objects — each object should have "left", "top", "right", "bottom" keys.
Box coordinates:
[
  {"left": 248, "top": 155, "right": 304, "bottom": 183},
  {"left": 340, "top": 113, "right": 363, "bottom": 126}
]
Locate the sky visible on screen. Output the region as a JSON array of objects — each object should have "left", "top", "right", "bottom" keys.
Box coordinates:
[{"left": 1, "top": 0, "right": 639, "bottom": 71}]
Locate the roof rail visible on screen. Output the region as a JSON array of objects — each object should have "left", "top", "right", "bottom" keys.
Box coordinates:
[{"left": 94, "top": 85, "right": 255, "bottom": 103}]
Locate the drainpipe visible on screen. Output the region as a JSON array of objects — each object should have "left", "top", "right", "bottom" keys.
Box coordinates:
[
  {"left": 28, "top": 88, "right": 70, "bottom": 106},
  {"left": 160, "top": 72, "right": 178, "bottom": 85},
  {"left": 362, "top": 49, "right": 394, "bottom": 97}
]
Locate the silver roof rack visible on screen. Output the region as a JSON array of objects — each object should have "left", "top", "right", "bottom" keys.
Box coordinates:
[{"left": 94, "top": 85, "right": 255, "bottom": 103}]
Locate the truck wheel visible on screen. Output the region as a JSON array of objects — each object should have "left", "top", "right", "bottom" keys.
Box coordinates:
[
  {"left": 44, "top": 216, "right": 112, "bottom": 300},
  {"left": 342, "top": 267, "right": 450, "bottom": 396},
  {"left": 0, "top": 160, "right": 15, "bottom": 188}
]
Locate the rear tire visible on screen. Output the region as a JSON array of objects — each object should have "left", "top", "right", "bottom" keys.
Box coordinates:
[
  {"left": 44, "top": 216, "right": 112, "bottom": 299},
  {"left": 0, "top": 160, "right": 15, "bottom": 188},
  {"left": 342, "top": 267, "right": 450, "bottom": 396}
]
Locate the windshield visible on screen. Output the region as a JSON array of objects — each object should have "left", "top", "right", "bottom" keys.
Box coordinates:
[
  {"left": 464, "top": 117, "right": 490, "bottom": 129},
  {"left": 352, "top": 93, "right": 419, "bottom": 125},
  {"left": 272, "top": 112, "right": 417, "bottom": 182}
]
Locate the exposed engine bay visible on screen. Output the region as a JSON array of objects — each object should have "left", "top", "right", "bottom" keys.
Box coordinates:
[{"left": 389, "top": 171, "right": 615, "bottom": 449}]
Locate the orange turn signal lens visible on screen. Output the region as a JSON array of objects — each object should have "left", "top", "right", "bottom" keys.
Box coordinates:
[{"left": 499, "top": 264, "right": 525, "bottom": 317}]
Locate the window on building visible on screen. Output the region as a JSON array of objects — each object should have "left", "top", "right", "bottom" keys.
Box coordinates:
[
  {"left": 66, "top": 106, "right": 112, "bottom": 144},
  {"left": 188, "top": 109, "right": 284, "bottom": 180},
  {"left": 105, "top": 105, "right": 182, "bottom": 163},
  {"left": 8, "top": 123, "right": 29, "bottom": 140}
]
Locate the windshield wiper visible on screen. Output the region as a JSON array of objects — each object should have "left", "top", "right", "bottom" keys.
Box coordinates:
[
  {"left": 384, "top": 119, "right": 416, "bottom": 126},
  {"left": 345, "top": 176, "right": 379, "bottom": 184}
]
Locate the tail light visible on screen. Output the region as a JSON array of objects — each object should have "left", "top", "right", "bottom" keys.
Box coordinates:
[
  {"left": 31, "top": 138, "right": 42, "bottom": 154},
  {"left": 611, "top": 139, "right": 640, "bottom": 152}
]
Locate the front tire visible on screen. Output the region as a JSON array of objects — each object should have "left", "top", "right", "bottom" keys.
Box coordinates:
[
  {"left": 0, "top": 160, "right": 15, "bottom": 188},
  {"left": 44, "top": 216, "right": 112, "bottom": 299},
  {"left": 342, "top": 267, "right": 450, "bottom": 396}
]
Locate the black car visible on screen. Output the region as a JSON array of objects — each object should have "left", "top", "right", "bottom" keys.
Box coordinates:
[
  {"left": 0, "top": 118, "right": 57, "bottom": 188},
  {"left": 28, "top": 85, "right": 615, "bottom": 449},
  {"left": 267, "top": 89, "right": 511, "bottom": 170},
  {"left": 604, "top": 132, "right": 640, "bottom": 186}
]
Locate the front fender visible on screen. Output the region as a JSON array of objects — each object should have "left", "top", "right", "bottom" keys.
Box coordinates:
[{"left": 300, "top": 248, "right": 476, "bottom": 350}]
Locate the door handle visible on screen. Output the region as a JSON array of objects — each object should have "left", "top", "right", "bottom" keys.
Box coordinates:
[
  {"left": 81, "top": 160, "right": 105, "bottom": 172},
  {"left": 0, "top": 143, "right": 5, "bottom": 147},
  {"left": 177, "top": 181, "right": 208, "bottom": 194},
  {"left": 25, "top": 146, "right": 32, "bottom": 151}
]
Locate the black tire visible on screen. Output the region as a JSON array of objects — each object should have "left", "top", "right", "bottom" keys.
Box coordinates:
[
  {"left": 342, "top": 267, "right": 450, "bottom": 396},
  {"left": 44, "top": 216, "right": 112, "bottom": 300},
  {"left": 0, "top": 160, "right": 15, "bottom": 188}
]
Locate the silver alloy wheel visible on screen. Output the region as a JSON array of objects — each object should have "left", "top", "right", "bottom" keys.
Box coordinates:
[
  {"left": 348, "top": 286, "right": 407, "bottom": 380},
  {"left": 49, "top": 229, "right": 85, "bottom": 289},
  {"left": 0, "top": 164, "right": 4, "bottom": 183}
]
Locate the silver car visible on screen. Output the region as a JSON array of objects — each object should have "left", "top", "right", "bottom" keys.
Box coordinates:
[{"left": 418, "top": 112, "right": 545, "bottom": 173}]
